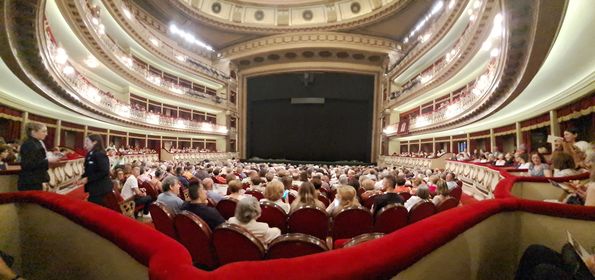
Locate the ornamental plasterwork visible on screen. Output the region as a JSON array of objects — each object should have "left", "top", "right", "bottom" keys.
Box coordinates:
[
  {"left": 172, "top": 0, "right": 413, "bottom": 33},
  {"left": 221, "top": 32, "right": 399, "bottom": 60}
]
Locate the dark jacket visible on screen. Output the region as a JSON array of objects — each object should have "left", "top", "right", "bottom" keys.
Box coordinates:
[
  {"left": 181, "top": 202, "right": 225, "bottom": 230},
  {"left": 18, "top": 138, "right": 49, "bottom": 190},
  {"left": 82, "top": 150, "right": 112, "bottom": 197},
  {"left": 373, "top": 192, "right": 405, "bottom": 216}
]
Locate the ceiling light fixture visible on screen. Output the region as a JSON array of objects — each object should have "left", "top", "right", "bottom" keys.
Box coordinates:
[
  {"left": 54, "top": 47, "right": 68, "bottom": 64},
  {"left": 84, "top": 56, "right": 99, "bottom": 68}
]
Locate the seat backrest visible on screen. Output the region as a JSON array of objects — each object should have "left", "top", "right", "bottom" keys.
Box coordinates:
[
  {"left": 257, "top": 201, "right": 288, "bottom": 233},
  {"left": 373, "top": 203, "right": 408, "bottom": 234},
  {"left": 266, "top": 233, "right": 328, "bottom": 259},
  {"left": 363, "top": 194, "right": 379, "bottom": 209},
  {"left": 332, "top": 206, "right": 373, "bottom": 240},
  {"left": 287, "top": 193, "right": 296, "bottom": 204},
  {"left": 149, "top": 202, "right": 177, "bottom": 240},
  {"left": 102, "top": 190, "right": 122, "bottom": 213},
  {"left": 287, "top": 206, "right": 329, "bottom": 240},
  {"left": 173, "top": 211, "right": 217, "bottom": 269},
  {"left": 141, "top": 181, "right": 158, "bottom": 201},
  {"left": 215, "top": 198, "right": 238, "bottom": 220},
  {"left": 245, "top": 190, "right": 264, "bottom": 200},
  {"left": 343, "top": 233, "right": 385, "bottom": 248},
  {"left": 212, "top": 223, "right": 265, "bottom": 265},
  {"left": 450, "top": 186, "right": 462, "bottom": 201},
  {"left": 398, "top": 192, "right": 412, "bottom": 201},
  {"left": 408, "top": 201, "right": 437, "bottom": 224},
  {"left": 436, "top": 197, "right": 459, "bottom": 212},
  {"left": 317, "top": 194, "right": 330, "bottom": 207}
]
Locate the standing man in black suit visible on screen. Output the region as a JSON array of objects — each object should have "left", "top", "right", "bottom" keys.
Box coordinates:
[
  {"left": 18, "top": 122, "right": 59, "bottom": 191},
  {"left": 76, "top": 134, "right": 112, "bottom": 206}
]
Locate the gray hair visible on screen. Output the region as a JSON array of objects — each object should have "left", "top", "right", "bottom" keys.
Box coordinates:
[
  {"left": 338, "top": 174, "right": 348, "bottom": 185},
  {"left": 234, "top": 196, "right": 261, "bottom": 224},
  {"left": 202, "top": 178, "right": 214, "bottom": 189},
  {"left": 162, "top": 176, "right": 179, "bottom": 192}
]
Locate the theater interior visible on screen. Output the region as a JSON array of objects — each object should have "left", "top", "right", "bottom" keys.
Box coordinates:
[{"left": 0, "top": 0, "right": 594, "bottom": 279}]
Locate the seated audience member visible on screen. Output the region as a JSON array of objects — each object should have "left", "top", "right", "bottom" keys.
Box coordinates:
[
  {"left": 228, "top": 196, "right": 281, "bottom": 245},
  {"left": 505, "top": 153, "right": 515, "bottom": 166},
  {"left": 404, "top": 186, "right": 431, "bottom": 211},
  {"left": 552, "top": 152, "right": 580, "bottom": 177},
  {"left": 157, "top": 176, "right": 184, "bottom": 214},
  {"left": 445, "top": 172, "right": 459, "bottom": 190},
  {"left": 494, "top": 154, "right": 507, "bottom": 166},
  {"left": 212, "top": 168, "right": 227, "bottom": 184},
  {"left": 560, "top": 165, "right": 595, "bottom": 206},
  {"left": 261, "top": 180, "right": 290, "bottom": 214},
  {"left": 372, "top": 175, "right": 405, "bottom": 216},
  {"left": 148, "top": 169, "right": 163, "bottom": 192},
  {"left": 432, "top": 180, "right": 451, "bottom": 206},
  {"left": 281, "top": 175, "right": 298, "bottom": 197},
  {"left": 326, "top": 185, "right": 360, "bottom": 216},
  {"left": 290, "top": 182, "right": 325, "bottom": 213},
  {"left": 427, "top": 175, "right": 439, "bottom": 193},
  {"left": 137, "top": 167, "right": 151, "bottom": 183},
  {"left": 181, "top": 181, "right": 225, "bottom": 230},
  {"left": 202, "top": 178, "right": 224, "bottom": 204},
  {"left": 360, "top": 179, "right": 381, "bottom": 200},
  {"left": 247, "top": 173, "right": 265, "bottom": 192},
  {"left": 516, "top": 154, "right": 531, "bottom": 169},
  {"left": 394, "top": 176, "right": 411, "bottom": 193},
  {"left": 515, "top": 243, "right": 595, "bottom": 280},
  {"left": 563, "top": 128, "right": 591, "bottom": 156},
  {"left": 121, "top": 166, "right": 152, "bottom": 217},
  {"left": 234, "top": 166, "right": 246, "bottom": 179},
  {"left": 175, "top": 167, "right": 190, "bottom": 188},
  {"left": 0, "top": 146, "right": 9, "bottom": 170},
  {"left": 527, "top": 152, "right": 552, "bottom": 177},
  {"left": 226, "top": 179, "right": 246, "bottom": 201}
]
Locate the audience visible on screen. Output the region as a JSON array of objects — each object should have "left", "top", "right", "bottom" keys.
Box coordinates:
[
  {"left": 527, "top": 152, "right": 552, "bottom": 177},
  {"left": 202, "top": 178, "right": 224, "bottom": 204},
  {"left": 226, "top": 179, "right": 246, "bottom": 201},
  {"left": 326, "top": 185, "right": 360, "bottom": 216},
  {"left": 372, "top": 175, "right": 405, "bottom": 216},
  {"left": 290, "top": 182, "right": 325, "bottom": 213},
  {"left": 552, "top": 152, "right": 580, "bottom": 177},
  {"left": 261, "top": 180, "right": 290, "bottom": 214},
  {"left": 228, "top": 196, "right": 281, "bottom": 245},
  {"left": 404, "top": 185, "right": 431, "bottom": 211},
  {"left": 120, "top": 165, "right": 152, "bottom": 217},
  {"left": 157, "top": 176, "right": 184, "bottom": 214},
  {"left": 180, "top": 181, "right": 225, "bottom": 230},
  {"left": 432, "top": 180, "right": 451, "bottom": 205}
]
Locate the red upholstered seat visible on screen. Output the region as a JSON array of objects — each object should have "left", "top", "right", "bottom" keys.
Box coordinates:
[
  {"left": 207, "top": 198, "right": 216, "bottom": 207},
  {"left": 363, "top": 194, "right": 379, "bottom": 209},
  {"left": 373, "top": 203, "right": 408, "bottom": 234},
  {"left": 287, "top": 206, "right": 329, "bottom": 240},
  {"left": 343, "top": 233, "right": 385, "bottom": 248},
  {"left": 290, "top": 185, "right": 299, "bottom": 191},
  {"left": 215, "top": 198, "right": 238, "bottom": 220},
  {"left": 408, "top": 201, "right": 437, "bottom": 224},
  {"left": 141, "top": 181, "right": 159, "bottom": 201},
  {"left": 173, "top": 211, "right": 217, "bottom": 269},
  {"left": 450, "top": 186, "right": 462, "bottom": 201},
  {"left": 331, "top": 206, "right": 373, "bottom": 240},
  {"left": 398, "top": 192, "right": 412, "bottom": 201},
  {"left": 102, "top": 190, "right": 122, "bottom": 213},
  {"left": 436, "top": 197, "right": 459, "bottom": 212},
  {"left": 149, "top": 202, "right": 177, "bottom": 240},
  {"left": 212, "top": 223, "right": 265, "bottom": 265},
  {"left": 266, "top": 233, "right": 328, "bottom": 259},
  {"left": 317, "top": 194, "right": 330, "bottom": 207},
  {"left": 245, "top": 190, "right": 264, "bottom": 200},
  {"left": 287, "top": 193, "right": 296, "bottom": 204},
  {"left": 257, "top": 201, "right": 288, "bottom": 233}
]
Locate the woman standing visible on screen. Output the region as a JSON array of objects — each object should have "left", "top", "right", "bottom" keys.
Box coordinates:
[
  {"left": 76, "top": 134, "right": 112, "bottom": 206},
  {"left": 18, "top": 122, "right": 59, "bottom": 191}
]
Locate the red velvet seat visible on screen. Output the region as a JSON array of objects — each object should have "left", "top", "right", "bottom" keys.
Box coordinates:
[
  {"left": 343, "top": 233, "right": 385, "bottom": 248},
  {"left": 141, "top": 181, "right": 159, "bottom": 201},
  {"left": 215, "top": 198, "right": 238, "bottom": 220},
  {"left": 102, "top": 190, "right": 122, "bottom": 213},
  {"left": 245, "top": 190, "right": 264, "bottom": 200},
  {"left": 212, "top": 223, "right": 266, "bottom": 265},
  {"left": 149, "top": 202, "right": 177, "bottom": 240},
  {"left": 436, "top": 197, "right": 459, "bottom": 212},
  {"left": 450, "top": 186, "right": 462, "bottom": 201},
  {"left": 287, "top": 206, "right": 329, "bottom": 240},
  {"left": 287, "top": 193, "right": 296, "bottom": 204},
  {"left": 257, "top": 201, "right": 288, "bottom": 233},
  {"left": 331, "top": 206, "right": 373, "bottom": 240},
  {"left": 207, "top": 198, "right": 216, "bottom": 207},
  {"left": 102, "top": 189, "right": 139, "bottom": 217},
  {"left": 373, "top": 203, "right": 408, "bottom": 234},
  {"left": 363, "top": 194, "right": 379, "bottom": 209},
  {"left": 317, "top": 194, "right": 330, "bottom": 207},
  {"left": 266, "top": 233, "right": 328, "bottom": 259},
  {"left": 173, "top": 211, "right": 217, "bottom": 269},
  {"left": 290, "top": 185, "right": 299, "bottom": 191},
  {"left": 408, "top": 201, "right": 437, "bottom": 224},
  {"left": 398, "top": 192, "right": 412, "bottom": 201}
]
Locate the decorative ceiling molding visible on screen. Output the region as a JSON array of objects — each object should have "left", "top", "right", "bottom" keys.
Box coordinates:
[{"left": 167, "top": 0, "right": 415, "bottom": 33}]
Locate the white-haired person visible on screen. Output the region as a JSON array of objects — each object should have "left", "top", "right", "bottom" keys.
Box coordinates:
[
  {"left": 228, "top": 196, "right": 281, "bottom": 245},
  {"left": 404, "top": 185, "right": 431, "bottom": 211}
]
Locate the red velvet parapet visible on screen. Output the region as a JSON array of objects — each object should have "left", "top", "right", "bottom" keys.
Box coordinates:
[{"left": 1, "top": 168, "right": 594, "bottom": 280}]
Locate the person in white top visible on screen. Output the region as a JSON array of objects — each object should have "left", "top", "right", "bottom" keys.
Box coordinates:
[
  {"left": 121, "top": 165, "right": 152, "bottom": 217},
  {"left": 552, "top": 152, "right": 580, "bottom": 177},
  {"left": 260, "top": 180, "right": 290, "bottom": 214},
  {"left": 404, "top": 186, "right": 431, "bottom": 211},
  {"left": 228, "top": 196, "right": 281, "bottom": 245}
]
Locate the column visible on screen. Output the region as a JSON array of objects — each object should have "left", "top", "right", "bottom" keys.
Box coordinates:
[
  {"left": 466, "top": 133, "right": 470, "bottom": 153},
  {"left": 106, "top": 129, "right": 111, "bottom": 146},
  {"left": 449, "top": 136, "right": 453, "bottom": 153},
  {"left": 515, "top": 122, "right": 522, "bottom": 148},
  {"left": 432, "top": 137, "right": 436, "bottom": 154},
  {"left": 145, "top": 135, "right": 148, "bottom": 148},
  {"left": 54, "top": 120, "right": 62, "bottom": 148},
  {"left": 125, "top": 132, "right": 130, "bottom": 147},
  {"left": 549, "top": 110, "right": 559, "bottom": 136},
  {"left": 489, "top": 128, "right": 495, "bottom": 152},
  {"left": 20, "top": 111, "right": 29, "bottom": 139}
]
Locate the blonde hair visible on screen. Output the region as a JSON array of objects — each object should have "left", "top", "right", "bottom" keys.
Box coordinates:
[
  {"left": 337, "top": 185, "right": 359, "bottom": 208},
  {"left": 436, "top": 179, "right": 450, "bottom": 196},
  {"left": 228, "top": 180, "right": 243, "bottom": 194},
  {"left": 361, "top": 179, "right": 375, "bottom": 191},
  {"left": 297, "top": 182, "right": 316, "bottom": 206},
  {"left": 264, "top": 180, "right": 284, "bottom": 201},
  {"left": 25, "top": 122, "right": 46, "bottom": 139}
]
